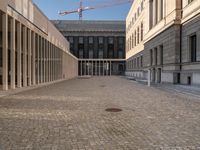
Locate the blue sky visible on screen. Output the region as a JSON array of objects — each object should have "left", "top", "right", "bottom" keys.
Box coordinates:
[{"left": 33, "top": 0, "right": 131, "bottom": 20}]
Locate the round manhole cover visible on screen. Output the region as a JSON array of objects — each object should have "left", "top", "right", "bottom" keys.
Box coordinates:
[
  {"left": 100, "top": 85, "right": 106, "bottom": 87},
  {"left": 105, "top": 108, "right": 122, "bottom": 112}
]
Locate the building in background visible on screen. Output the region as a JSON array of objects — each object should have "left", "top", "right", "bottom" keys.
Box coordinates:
[
  {"left": 126, "top": 0, "right": 200, "bottom": 86},
  {"left": 0, "top": 0, "right": 78, "bottom": 91},
  {"left": 52, "top": 20, "right": 126, "bottom": 76}
]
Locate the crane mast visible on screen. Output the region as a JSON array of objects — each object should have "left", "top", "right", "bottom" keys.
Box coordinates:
[
  {"left": 79, "top": 0, "right": 83, "bottom": 20},
  {"left": 59, "top": 0, "right": 134, "bottom": 20}
]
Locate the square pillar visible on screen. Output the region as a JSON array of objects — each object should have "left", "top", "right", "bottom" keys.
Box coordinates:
[
  {"left": 28, "top": 29, "right": 32, "bottom": 86},
  {"left": 43, "top": 39, "right": 46, "bottom": 82},
  {"left": 40, "top": 38, "right": 43, "bottom": 83},
  {"left": 17, "top": 22, "right": 22, "bottom": 88},
  {"left": 81, "top": 61, "right": 82, "bottom": 76},
  {"left": 23, "top": 26, "right": 27, "bottom": 87},
  {"left": 103, "top": 61, "right": 105, "bottom": 76},
  {"left": 96, "top": 61, "right": 97, "bottom": 76},
  {"left": 32, "top": 32, "right": 36, "bottom": 85},
  {"left": 110, "top": 61, "right": 112, "bottom": 76},
  {"left": 47, "top": 42, "right": 49, "bottom": 82},
  {"left": 88, "top": 61, "right": 90, "bottom": 76},
  {"left": 99, "top": 60, "right": 100, "bottom": 76},
  {"left": 2, "top": 14, "right": 8, "bottom": 90},
  {"left": 92, "top": 61, "right": 93, "bottom": 76},
  {"left": 37, "top": 36, "right": 40, "bottom": 84},
  {"left": 10, "top": 18, "right": 16, "bottom": 89}
]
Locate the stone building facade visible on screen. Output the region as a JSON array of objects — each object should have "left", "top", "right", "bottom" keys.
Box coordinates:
[
  {"left": 0, "top": 0, "right": 78, "bottom": 91},
  {"left": 52, "top": 20, "right": 126, "bottom": 76},
  {"left": 126, "top": 0, "right": 200, "bottom": 86}
]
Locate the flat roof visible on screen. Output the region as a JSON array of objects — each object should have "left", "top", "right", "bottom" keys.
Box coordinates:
[{"left": 51, "top": 20, "right": 125, "bottom": 32}]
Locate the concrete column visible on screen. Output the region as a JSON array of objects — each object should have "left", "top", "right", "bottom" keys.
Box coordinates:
[
  {"left": 88, "top": 61, "right": 90, "bottom": 76},
  {"left": 92, "top": 61, "right": 93, "bottom": 76},
  {"left": 32, "top": 32, "right": 36, "bottom": 85},
  {"left": 37, "top": 36, "right": 40, "bottom": 84},
  {"left": 53, "top": 46, "right": 55, "bottom": 80},
  {"left": 96, "top": 61, "right": 97, "bottom": 76},
  {"left": 23, "top": 26, "right": 27, "bottom": 87},
  {"left": 106, "top": 61, "right": 108, "bottom": 76},
  {"left": 40, "top": 38, "right": 43, "bottom": 83},
  {"left": 51, "top": 45, "right": 53, "bottom": 81},
  {"left": 10, "top": 18, "right": 16, "bottom": 89},
  {"left": 47, "top": 43, "right": 49, "bottom": 81},
  {"left": 28, "top": 29, "right": 32, "bottom": 86},
  {"left": 85, "top": 60, "right": 86, "bottom": 76},
  {"left": 43, "top": 39, "right": 46, "bottom": 82},
  {"left": 17, "top": 22, "right": 22, "bottom": 88},
  {"left": 2, "top": 14, "right": 8, "bottom": 90},
  {"left": 49, "top": 42, "right": 51, "bottom": 81},
  {"left": 80, "top": 61, "right": 82, "bottom": 76},
  {"left": 110, "top": 61, "right": 112, "bottom": 76},
  {"left": 148, "top": 69, "right": 151, "bottom": 87},
  {"left": 103, "top": 61, "right": 105, "bottom": 76},
  {"left": 99, "top": 60, "right": 100, "bottom": 76}
]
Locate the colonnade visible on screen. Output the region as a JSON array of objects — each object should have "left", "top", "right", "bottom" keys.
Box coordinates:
[
  {"left": 79, "top": 59, "right": 113, "bottom": 76},
  {"left": 0, "top": 13, "right": 78, "bottom": 90}
]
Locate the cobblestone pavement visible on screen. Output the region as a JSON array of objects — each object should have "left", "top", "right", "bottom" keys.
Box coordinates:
[{"left": 0, "top": 77, "right": 200, "bottom": 150}]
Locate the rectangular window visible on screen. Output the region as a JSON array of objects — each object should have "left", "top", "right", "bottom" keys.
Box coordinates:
[
  {"left": 69, "top": 37, "right": 74, "bottom": 43},
  {"left": 137, "top": 7, "right": 140, "bottom": 16},
  {"left": 89, "top": 50, "right": 93, "bottom": 58},
  {"left": 79, "top": 37, "right": 84, "bottom": 44},
  {"left": 150, "top": 49, "right": 153, "bottom": 66},
  {"left": 155, "top": 48, "right": 157, "bottom": 65},
  {"left": 135, "top": 30, "right": 137, "bottom": 46},
  {"left": 141, "top": 22, "right": 143, "bottom": 41},
  {"left": 99, "top": 37, "right": 103, "bottom": 44},
  {"left": 108, "top": 37, "right": 114, "bottom": 44},
  {"left": 141, "top": 1, "right": 144, "bottom": 11},
  {"left": 89, "top": 37, "right": 93, "bottom": 44},
  {"left": 99, "top": 50, "right": 103, "bottom": 59},
  {"left": 118, "top": 50, "right": 123, "bottom": 59},
  {"left": 79, "top": 50, "right": 83, "bottom": 58},
  {"left": 188, "top": 0, "right": 194, "bottom": 4},
  {"left": 190, "top": 34, "right": 197, "bottom": 62},
  {"left": 137, "top": 27, "right": 140, "bottom": 44},
  {"left": 160, "top": 45, "right": 163, "bottom": 65}
]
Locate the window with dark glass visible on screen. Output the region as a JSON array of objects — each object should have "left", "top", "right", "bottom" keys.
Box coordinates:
[
  {"left": 141, "top": 22, "right": 143, "bottom": 41},
  {"left": 150, "top": 49, "right": 153, "bottom": 66},
  {"left": 89, "top": 37, "right": 93, "bottom": 44},
  {"left": 108, "top": 37, "right": 114, "bottom": 44},
  {"left": 160, "top": 45, "right": 163, "bottom": 65},
  {"left": 137, "top": 27, "right": 140, "bottom": 44},
  {"left": 99, "top": 37, "right": 103, "bottom": 44},
  {"left": 69, "top": 37, "right": 73, "bottom": 43},
  {"left": 188, "top": 0, "right": 194, "bottom": 4},
  {"left": 190, "top": 34, "right": 197, "bottom": 62},
  {"left": 79, "top": 37, "right": 84, "bottom": 44}
]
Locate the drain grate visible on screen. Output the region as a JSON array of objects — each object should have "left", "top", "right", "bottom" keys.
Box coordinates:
[{"left": 105, "top": 108, "right": 122, "bottom": 112}]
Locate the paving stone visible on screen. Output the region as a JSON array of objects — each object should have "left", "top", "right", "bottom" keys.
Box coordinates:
[{"left": 0, "top": 77, "right": 200, "bottom": 149}]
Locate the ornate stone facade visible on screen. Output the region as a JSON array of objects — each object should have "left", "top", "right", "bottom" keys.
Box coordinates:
[{"left": 126, "top": 0, "right": 200, "bottom": 86}]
